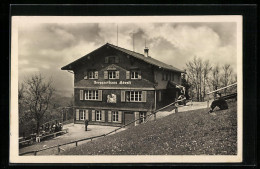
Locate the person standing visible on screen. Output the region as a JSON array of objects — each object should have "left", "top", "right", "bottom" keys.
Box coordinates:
[{"left": 85, "top": 120, "right": 89, "bottom": 131}]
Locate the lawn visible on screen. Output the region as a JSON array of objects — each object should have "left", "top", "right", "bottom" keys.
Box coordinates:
[{"left": 62, "top": 101, "right": 237, "bottom": 155}]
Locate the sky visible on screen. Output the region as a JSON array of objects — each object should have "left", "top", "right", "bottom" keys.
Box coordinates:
[{"left": 18, "top": 22, "right": 237, "bottom": 97}]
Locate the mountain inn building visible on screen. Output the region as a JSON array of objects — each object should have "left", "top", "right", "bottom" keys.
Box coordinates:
[{"left": 61, "top": 43, "right": 185, "bottom": 127}]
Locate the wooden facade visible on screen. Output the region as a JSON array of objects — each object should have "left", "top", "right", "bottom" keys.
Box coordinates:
[{"left": 61, "top": 43, "right": 184, "bottom": 126}]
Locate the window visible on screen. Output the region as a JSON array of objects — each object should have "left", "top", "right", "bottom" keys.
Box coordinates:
[
  {"left": 88, "top": 71, "right": 95, "bottom": 79},
  {"left": 164, "top": 73, "right": 167, "bottom": 81},
  {"left": 112, "top": 111, "right": 118, "bottom": 122},
  {"left": 85, "top": 90, "right": 99, "bottom": 100},
  {"left": 108, "top": 71, "right": 116, "bottom": 79},
  {"left": 171, "top": 73, "right": 175, "bottom": 81},
  {"left": 131, "top": 71, "right": 140, "bottom": 79},
  {"left": 140, "top": 112, "right": 146, "bottom": 123},
  {"left": 105, "top": 56, "right": 119, "bottom": 63},
  {"left": 122, "top": 90, "right": 146, "bottom": 102},
  {"left": 108, "top": 57, "right": 115, "bottom": 63},
  {"left": 126, "top": 91, "right": 142, "bottom": 102},
  {"left": 96, "top": 110, "right": 101, "bottom": 121},
  {"left": 79, "top": 110, "right": 85, "bottom": 120}
]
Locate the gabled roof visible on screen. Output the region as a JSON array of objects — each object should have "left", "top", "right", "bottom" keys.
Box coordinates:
[{"left": 61, "top": 43, "right": 185, "bottom": 73}]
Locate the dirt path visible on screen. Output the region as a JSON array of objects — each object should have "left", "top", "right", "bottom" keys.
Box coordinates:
[{"left": 155, "top": 100, "right": 211, "bottom": 119}]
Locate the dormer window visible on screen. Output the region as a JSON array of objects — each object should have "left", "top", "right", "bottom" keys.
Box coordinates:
[
  {"left": 104, "top": 70, "right": 119, "bottom": 79},
  {"left": 108, "top": 71, "right": 116, "bottom": 79},
  {"left": 109, "top": 57, "right": 115, "bottom": 63},
  {"left": 105, "top": 56, "right": 119, "bottom": 64},
  {"left": 131, "top": 71, "right": 138, "bottom": 79},
  {"left": 84, "top": 70, "right": 98, "bottom": 80},
  {"left": 131, "top": 70, "right": 141, "bottom": 79},
  {"left": 88, "top": 71, "right": 95, "bottom": 79}
]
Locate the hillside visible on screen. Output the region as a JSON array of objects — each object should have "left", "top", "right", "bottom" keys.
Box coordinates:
[
  {"left": 62, "top": 101, "right": 237, "bottom": 155},
  {"left": 50, "top": 93, "right": 73, "bottom": 108}
]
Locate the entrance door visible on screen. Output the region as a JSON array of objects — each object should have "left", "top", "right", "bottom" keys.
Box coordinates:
[
  {"left": 140, "top": 112, "right": 146, "bottom": 124},
  {"left": 124, "top": 112, "right": 134, "bottom": 127}
]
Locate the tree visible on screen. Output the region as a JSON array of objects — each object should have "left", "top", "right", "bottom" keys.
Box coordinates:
[
  {"left": 181, "top": 72, "right": 191, "bottom": 100},
  {"left": 186, "top": 56, "right": 203, "bottom": 101},
  {"left": 18, "top": 83, "right": 25, "bottom": 112},
  {"left": 220, "top": 64, "right": 233, "bottom": 94},
  {"left": 210, "top": 65, "right": 221, "bottom": 98},
  {"left": 202, "top": 60, "right": 212, "bottom": 101},
  {"left": 23, "top": 74, "right": 55, "bottom": 134}
]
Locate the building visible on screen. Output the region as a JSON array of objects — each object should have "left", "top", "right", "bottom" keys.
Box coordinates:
[{"left": 61, "top": 43, "right": 185, "bottom": 127}]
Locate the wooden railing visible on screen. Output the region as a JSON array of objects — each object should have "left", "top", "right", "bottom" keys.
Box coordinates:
[
  {"left": 19, "top": 99, "right": 185, "bottom": 156},
  {"left": 207, "top": 83, "right": 237, "bottom": 108},
  {"left": 19, "top": 129, "right": 69, "bottom": 149}
]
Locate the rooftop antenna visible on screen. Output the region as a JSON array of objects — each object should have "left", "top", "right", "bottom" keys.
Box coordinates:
[
  {"left": 133, "top": 33, "right": 135, "bottom": 51},
  {"left": 117, "top": 24, "right": 118, "bottom": 46}
]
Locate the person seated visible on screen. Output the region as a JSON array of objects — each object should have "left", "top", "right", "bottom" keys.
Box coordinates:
[
  {"left": 208, "top": 92, "right": 228, "bottom": 113},
  {"left": 59, "top": 122, "right": 63, "bottom": 131},
  {"left": 177, "top": 93, "right": 186, "bottom": 105},
  {"left": 51, "top": 124, "right": 56, "bottom": 133}
]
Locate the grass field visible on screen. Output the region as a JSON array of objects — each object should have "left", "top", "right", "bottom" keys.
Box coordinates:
[{"left": 62, "top": 101, "right": 237, "bottom": 155}]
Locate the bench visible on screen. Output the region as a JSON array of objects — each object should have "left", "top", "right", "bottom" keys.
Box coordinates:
[{"left": 19, "top": 138, "right": 33, "bottom": 147}]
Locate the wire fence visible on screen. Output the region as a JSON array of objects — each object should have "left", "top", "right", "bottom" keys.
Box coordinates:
[{"left": 19, "top": 99, "right": 185, "bottom": 156}]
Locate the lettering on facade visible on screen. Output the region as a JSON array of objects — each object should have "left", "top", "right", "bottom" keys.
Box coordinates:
[{"left": 94, "top": 81, "right": 132, "bottom": 85}]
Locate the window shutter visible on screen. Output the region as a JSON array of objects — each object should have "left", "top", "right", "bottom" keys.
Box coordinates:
[
  {"left": 85, "top": 109, "right": 89, "bottom": 120},
  {"left": 95, "top": 71, "right": 98, "bottom": 79},
  {"left": 76, "top": 109, "right": 79, "bottom": 120},
  {"left": 108, "top": 111, "right": 112, "bottom": 122},
  {"left": 115, "top": 56, "right": 119, "bottom": 63},
  {"left": 92, "top": 110, "right": 95, "bottom": 121},
  {"left": 142, "top": 91, "right": 147, "bottom": 102},
  {"left": 84, "top": 71, "right": 88, "bottom": 79},
  {"left": 104, "top": 71, "right": 108, "bottom": 79},
  {"left": 138, "top": 71, "right": 141, "bottom": 79},
  {"left": 121, "top": 90, "right": 125, "bottom": 102},
  {"left": 126, "top": 71, "right": 130, "bottom": 79},
  {"left": 80, "top": 90, "right": 83, "bottom": 100},
  {"left": 101, "top": 110, "right": 105, "bottom": 122},
  {"left": 135, "top": 112, "right": 140, "bottom": 126},
  {"left": 98, "top": 90, "right": 102, "bottom": 101},
  {"left": 116, "top": 71, "right": 120, "bottom": 79},
  {"left": 118, "top": 111, "right": 122, "bottom": 123},
  {"left": 105, "top": 57, "right": 108, "bottom": 63}
]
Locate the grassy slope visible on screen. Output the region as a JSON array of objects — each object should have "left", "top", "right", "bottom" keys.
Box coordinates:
[{"left": 62, "top": 101, "right": 237, "bottom": 155}]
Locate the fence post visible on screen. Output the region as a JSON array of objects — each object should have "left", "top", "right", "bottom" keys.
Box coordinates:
[
  {"left": 58, "top": 145, "right": 60, "bottom": 153},
  {"left": 207, "top": 94, "right": 209, "bottom": 108},
  {"left": 175, "top": 107, "right": 178, "bottom": 113},
  {"left": 34, "top": 151, "right": 37, "bottom": 156},
  {"left": 76, "top": 141, "right": 78, "bottom": 146}
]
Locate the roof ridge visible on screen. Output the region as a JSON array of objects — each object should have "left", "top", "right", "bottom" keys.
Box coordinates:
[
  {"left": 62, "top": 43, "right": 185, "bottom": 73},
  {"left": 107, "top": 43, "right": 184, "bottom": 72},
  {"left": 106, "top": 43, "right": 146, "bottom": 57}
]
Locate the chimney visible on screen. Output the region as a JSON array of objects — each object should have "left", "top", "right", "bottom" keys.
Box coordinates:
[{"left": 144, "top": 47, "right": 149, "bottom": 57}]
